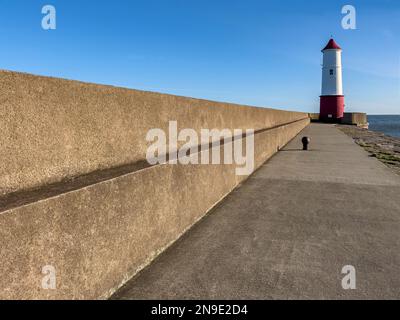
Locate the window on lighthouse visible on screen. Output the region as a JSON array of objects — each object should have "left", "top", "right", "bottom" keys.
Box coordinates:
[{"left": 330, "top": 69, "right": 334, "bottom": 76}]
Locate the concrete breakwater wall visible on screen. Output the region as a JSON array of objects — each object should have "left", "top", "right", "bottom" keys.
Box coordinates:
[{"left": 0, "top": 70, "right": 309, "bottom": 299}]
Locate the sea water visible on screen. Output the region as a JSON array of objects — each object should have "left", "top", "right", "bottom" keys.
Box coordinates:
[{"left": 368, "top": 115, "right": 400, "bottom": 138}]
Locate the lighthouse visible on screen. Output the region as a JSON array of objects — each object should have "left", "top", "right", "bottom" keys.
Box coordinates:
[{"left": 320, "top": 38, "right": 344, "bottom": 121}]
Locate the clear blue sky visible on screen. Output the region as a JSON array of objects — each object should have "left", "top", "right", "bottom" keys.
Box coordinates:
[{"left": 1, "top": 0, "right": 399, "bottom": 114}]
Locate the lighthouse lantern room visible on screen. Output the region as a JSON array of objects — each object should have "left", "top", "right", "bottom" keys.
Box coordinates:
[{"left": 320, "top": 38, "right": 345, "bottom": 122}]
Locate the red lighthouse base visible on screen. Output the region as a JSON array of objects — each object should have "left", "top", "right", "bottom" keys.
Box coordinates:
[{"left": 320, "top": 95, "right": 345, "bottom": 122}]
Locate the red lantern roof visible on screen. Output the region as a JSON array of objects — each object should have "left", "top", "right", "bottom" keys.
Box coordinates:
[{"left": 322, "top": 38, "right": 342, "bottom": 51}]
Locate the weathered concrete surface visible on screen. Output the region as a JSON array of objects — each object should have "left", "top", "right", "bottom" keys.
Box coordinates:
[
  {"left": 0, "top": 121, "right": 308, "bottom": 300},
  {"left": 0, "top": 70, "right": 309, "bottom": 299},
  {"left": 339, "top": 125, "right": 400, "bottom": 176},
  {"left": 0, "top": 70, "right": 307, "bottom": 196},
  {"left": 341, "top": 112, "right": 368, "bottom": 126},
  {"left": 113, "top": 124, "right": 400, "bottom": 300}
]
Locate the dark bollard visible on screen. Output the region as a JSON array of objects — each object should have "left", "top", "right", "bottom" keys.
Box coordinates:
[{"left": 302, "top": 137, "right": 310, "bottom": 151}]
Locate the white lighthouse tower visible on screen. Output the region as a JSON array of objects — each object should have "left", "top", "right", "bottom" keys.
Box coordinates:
[{"left": 320, "top": 38, "right": 345, "bottom": 121}]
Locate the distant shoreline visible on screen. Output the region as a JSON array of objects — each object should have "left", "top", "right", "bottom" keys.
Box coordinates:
[{"left": 338, "top": 125, "right": 400, "bottom": 176}]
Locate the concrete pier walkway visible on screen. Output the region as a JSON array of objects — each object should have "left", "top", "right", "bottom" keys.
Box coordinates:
[{"left": 113, "top": 123, "right": 400, "bottom": 300}]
